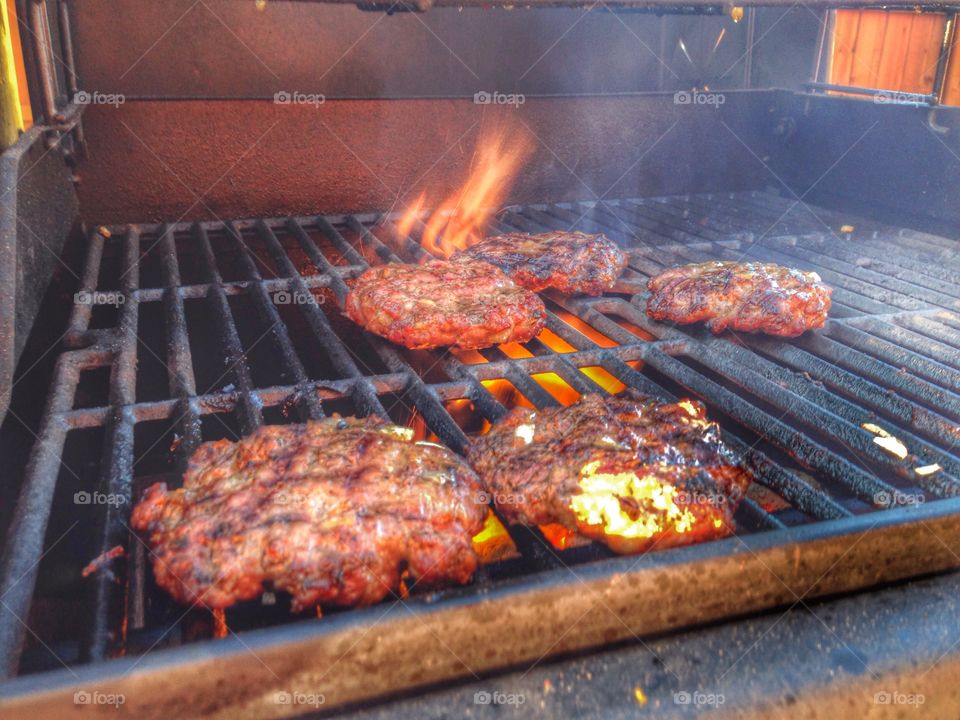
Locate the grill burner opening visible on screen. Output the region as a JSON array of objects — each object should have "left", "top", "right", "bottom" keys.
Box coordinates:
[{"left": 2, "top": 190, "right": 959, "bottom": 713}]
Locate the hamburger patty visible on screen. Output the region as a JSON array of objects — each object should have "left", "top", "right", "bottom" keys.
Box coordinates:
[
  {"left": 468, "top": 394, "right": 751, "bottom": 554},
  {"left": 130, "top": 416, "right": 488, "bottom": 611},
  {"left": 646, "top": 260, "right": 832, "bottom": 336},
  {"left": 344, "top": 258, "right": 546, "bottom": 350},
  {"left": 459, "top": 230, "right": 627, "bottom": 295}
]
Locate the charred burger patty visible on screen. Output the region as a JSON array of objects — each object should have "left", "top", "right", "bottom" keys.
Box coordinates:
[
  {"left": 345, "top": 257, "right": 546, "bottom": 350},
  {"left": 646, "top": 260, "right": 832, "bottom": 336},
  {"left": 468, "top": 393, "right": 751, "bottom": 554},
  {"left": 131, "top": 416, "right": 488, "bottom": 611},
  {"left": 459, "top": 231, "right": 627, "bottom": 295}
]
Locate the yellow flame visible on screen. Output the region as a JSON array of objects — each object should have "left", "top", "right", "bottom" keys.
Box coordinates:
[
  {"left": 471, "top": 510, "right": 517, "bottom": 563},
  {"left": 396, "top": 125, "right": 533, "bottom": 258},
  {"left": 570, "top": 461, "right": 696, "bottom": 540}
]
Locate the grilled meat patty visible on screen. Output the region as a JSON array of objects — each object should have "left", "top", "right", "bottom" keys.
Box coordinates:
[
  {"left": 459, "top": 231, "right": 627, "bottom": 295},
  {"left": 468, "top": 394, "right": 751, "bottom": 554},
  {"left": 646, "top": 260, "right": 832, "bottom": 336},
  {"left": 345, "top": 257, "right": 546, "bottom": 350},
  {"left": 130, "top": 416, "right": 488, "bottom": 611}
]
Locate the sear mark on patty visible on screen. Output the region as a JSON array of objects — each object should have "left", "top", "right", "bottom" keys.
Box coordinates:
[
  {"left": 345, "top": 257, "right": 546, "bottom": 350},
  {"left": 131, "top": 416, "right": 489, "bottom": 612},
  {"left": 645, "top": 261, "right": 832, "bottom": 337},
  {"left": 459, "top": 231, "right": 627, "bottom": 296}
]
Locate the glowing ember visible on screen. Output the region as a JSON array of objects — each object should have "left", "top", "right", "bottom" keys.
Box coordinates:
[
  {"left": 396, "top": 126, "right": 533, "bottom": 258},
  {"left": 532, "top": 372, "right": 580, "bottom": 406},
  {"left": 873, "top": 435, "right": 909, "bottom": 459},
  {"left": 538, "top": 318, "right": 638, "bottom": 397},
  {"left": 472, "top": 510, "right": 517, "bottom": 562},
  {"left": 381, "top": 426, "right": 415, "bottom": 441},
  {"left": 556, "top": 311, "right": 617, "bottom": 348},
  {"left": 570, "top": 460, "right": 696, "bottom": 540},
  {"left": 539, "top": 522, "right": 582, "bottom": 549},
  {"left": 862, "top": 422, "right": 891, "bottom": 437}
]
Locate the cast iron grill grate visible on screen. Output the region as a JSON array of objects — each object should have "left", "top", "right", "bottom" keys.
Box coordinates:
[{"left": 1, "top": 190, "right": 958, "bottom": 707}]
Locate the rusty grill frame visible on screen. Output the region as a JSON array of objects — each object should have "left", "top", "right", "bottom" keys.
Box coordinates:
[{"left": 1, "top": 189, "right": 959, "bottom": 715}]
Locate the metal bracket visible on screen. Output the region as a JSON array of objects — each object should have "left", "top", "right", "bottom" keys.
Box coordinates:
[{"left": 26, "top": 0, "right": 85, "bottom": 157}]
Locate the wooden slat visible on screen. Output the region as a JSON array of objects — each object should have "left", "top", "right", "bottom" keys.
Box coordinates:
[
  {"left": 900, "top": 13, "right": 947, "bottom": 93},
  {"left": 830, "top": 10, "right": 948, "bottom": 95},
  {"left": 877, "top": 12, "right": 914, "bottom": 88},
  {"left": 847, "top": 11, "right": 889, "bottom": 87},
  {"left": 830, "top": 9, "right": 862, "bottom": 86}
]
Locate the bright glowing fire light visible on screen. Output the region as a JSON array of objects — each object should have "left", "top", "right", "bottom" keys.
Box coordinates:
[
  {"left": 396, "top": 125, "right": 533, "bottom": 258},
  {"left": 570, "top": 461, "right": 696, "bottom": 540}
]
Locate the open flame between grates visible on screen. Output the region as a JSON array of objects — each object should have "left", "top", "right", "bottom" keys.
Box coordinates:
[{"left": 1, "top": 190, "right": 958, "bottom": 714}]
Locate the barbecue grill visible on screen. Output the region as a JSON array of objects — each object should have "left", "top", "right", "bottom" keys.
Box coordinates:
[{"left": 0, "top": 0, "right": 959, "bottom": 717}]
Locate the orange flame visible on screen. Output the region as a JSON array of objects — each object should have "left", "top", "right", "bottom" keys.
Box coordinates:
[
  {"left": 472, "top": 509, "right": 518, "bottom": 563},
  {"left": 396, "top": 126, "right": 533, "bottom": 258},
  {"left": 211, "top": 609, "right": 228, "bottom": 639}
]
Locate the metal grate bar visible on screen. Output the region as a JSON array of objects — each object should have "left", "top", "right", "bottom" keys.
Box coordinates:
[
  {"left": 894, "top": 314, "right": 960, "bottom": 350},
  {"left": 158, "top": 225, "right": 204, "bottom": 468},
  {"left": 699, "top": 337, "right": 960, "bottom": 489},
  {"left": 822, "top": 323, "right": 960, "bottom": 394},
  {"left": 844, "top": 317, "right": 960, "bottom": 371},
  {"left": 0, "top": 356, "right": 80, "bottom": 677},
  {"left": 64, "top": 230, "right": 106, "bottom": 348},
  {"left": 765, "top": 235, "right": 960, "bottom": 300},
  {"left": 642, "top": 347, "right": 898, "bottom": 505},
  {"left": 3, "top": 191, "right": 959, "bottom": 685},
  {"left": 230, "top": 222, "right": 325, "bottom": 421},
  {"left": 86, "top": 228, "right": 140, "bottom": 662},
  {"left": 744, "top": 336, "right": 960, "bottom": 452},
  {"left": 283, "top": 219, "right": 387, "bottom": 418},
  {"left": 194, "top": 224, "right": 263, "bottom": 434}
]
